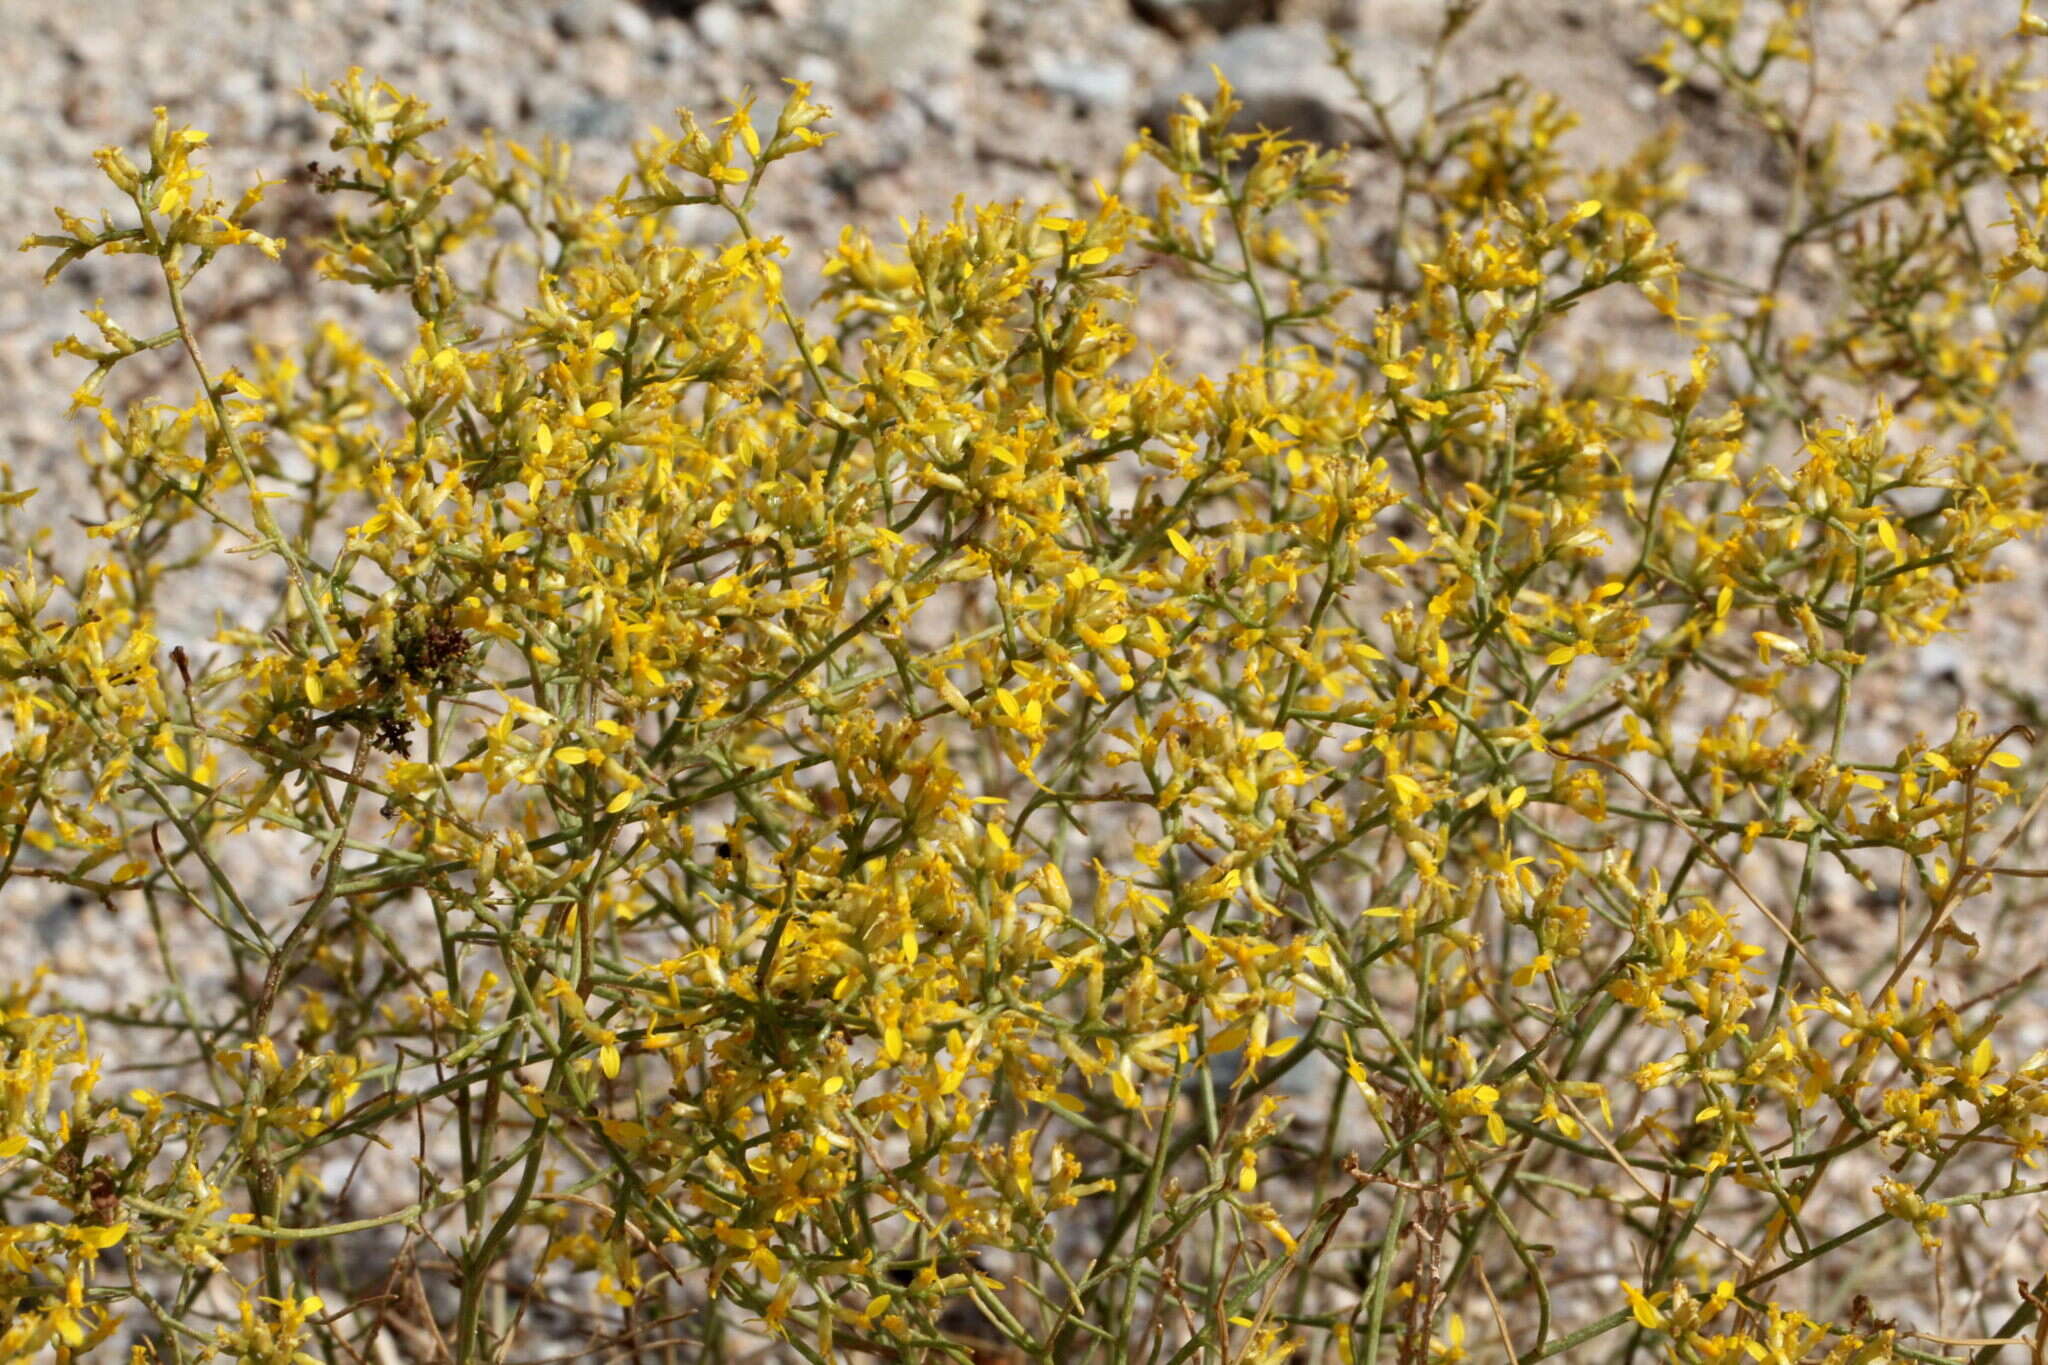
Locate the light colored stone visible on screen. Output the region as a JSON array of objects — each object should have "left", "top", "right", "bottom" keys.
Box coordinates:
[
  {"left": 1695, "top": 178, "right": 1746, "bottom": 222},
  {"left": 1916, "top": 641, "right": 1966, "bottom": 692},
  {"left": 1142, "top": 22, "right": 1410, "bottom": 146},
  {"left": 430, "top": 16, "right": 491, "bottom": 58},
  {"left": 549, "top": 0, "right": 600, "bottom": 39},
  {"left": 610, "top": 0, "right": 653, "bottom": 44},
  {"left": 1343, "top": 0, "right": 1457, "bottom": 41},
  {"left": 692, "top": 0, "right": 743, "bottom": 50},
  {"left": 816, "top": 0, "right": 986, "bottom": 91},
  {"left": 792, "top": 51, "right": 840, "bottom": 90},
  {"left": 1031, "top": 53, "right": 1135, "bottom": 112},
  {"left": 540, "top": 93, "right": 637, "bottom": 140}
]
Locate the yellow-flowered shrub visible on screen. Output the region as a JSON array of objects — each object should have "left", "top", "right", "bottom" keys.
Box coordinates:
[{"left": 11, "top": 4, "right": 2048, "bottom": 1361}]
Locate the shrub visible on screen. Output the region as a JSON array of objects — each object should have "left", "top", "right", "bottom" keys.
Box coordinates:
[{"left": 10, "top": 5, "right": 2048, "bottom": 1362}]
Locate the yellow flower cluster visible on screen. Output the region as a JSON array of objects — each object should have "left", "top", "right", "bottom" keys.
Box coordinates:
[{"left": 7, "top": 5, "right": 2048, "bottom": 1361}]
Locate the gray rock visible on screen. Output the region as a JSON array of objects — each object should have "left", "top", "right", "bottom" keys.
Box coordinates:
[
  {"left": 358, "top": 26, "right": 414, "bottom": 78},
  {"left": 428, "top": 16, "right": 491, "bottom": 59},
  {"left": 1143, "top": 22, "right": 1370, "bottom": 146},
  {"left": 1915, "top": 641, "right": 1966, "bottom": 693},
  {"left": 1694, "top": 178, "right": 1746, "bottom": 222},
  {"left": 815, "top": 0, "right": 985, "bottom": 91},
  {"left": 610, "top": 1, "right": 654, "bottom": 44},
  {"left": 692, "top": 0, "right": 744, "bottom": 49},
  {"left": 652, "top": 15, "right": 693, "bottom": 61},
  {"left": 1319, "top": 26, "right": 1429, "bottom": 142},
  {"left": 214, "top": 67, "right": 271, "bottom": 135},
  {"left": 448, "top": 68, "right": 522, "bottom": 131},
  {"left": 1031, "top": 53, "right": 1135, "bottom": 112},
  {"left": 541, "top": 94, "right": 638, "bottom": 141},
  {"left": 549, "top": 2, "right": 601, "bottom": 40},
  {"left": 792, "top": 52, "right": 840, "bottom": 90},
  {"left": 1345, "top": 0, "right": 1455, "bottom": 38}
]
